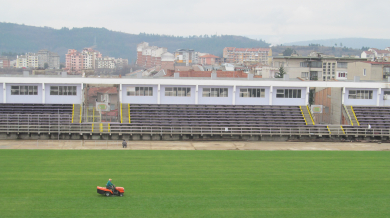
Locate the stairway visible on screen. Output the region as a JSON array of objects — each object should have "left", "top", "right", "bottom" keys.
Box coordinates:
[
  {"left": 345, "top": 105, "right": 359, "bottom": 126},
  {"left": 300, "top": 105, "right": 315, "bottom": 125},
  {"left": 121, "top": 103, "right": 131, "bottom": 123},
  {"left": 327, "top": 125, "right": 346, "bottom": 135},
  {"left": 91, "top": 123, "right": 110, "bottom": 133},
  {"left": 72, "top": 104, "right": 82, "bottom": 123}
]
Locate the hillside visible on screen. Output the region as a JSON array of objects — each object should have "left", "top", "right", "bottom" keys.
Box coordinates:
[
  {"left": 0, "top": 23, "right": 270, "bottom": 63},
  {"left": 272, "top": 45, "right": 363, "bottom": 57},
  {"left": 284, "top": 38, "right": 390, "bottom": 50}
]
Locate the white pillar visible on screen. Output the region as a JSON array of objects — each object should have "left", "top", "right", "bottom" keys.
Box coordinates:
[
  {"left": 195, "top": 85, "right": 199, "bottom": 104},
  {"left": 305, "top": 86, "right": 309, "bottom": 105},
  {"left": 42, "top": 83, "right": 45, "bottom": 104},
  {"left": 3, "top": 82, "right": 5, "bottom": 103},
  {"left": 342, "top": 87, "right": 345, "bottom": 105},
  {"left": 269, "top": 86, "right": 273, "bottom": 105},
  {"left": 157, "top": 84, "right": 161, "bottom": 104},
  {"left": 119, "top": 84, "right": 122, "bottom": 103},
  {"left": 80, "top": 83, "right": 84, "bottom": 105},
  {"left": 232, "top": 85, "right": 236, "bottom": 105},
  {"left": 377, "top": 88, "right": 381, "bottom": 106}
]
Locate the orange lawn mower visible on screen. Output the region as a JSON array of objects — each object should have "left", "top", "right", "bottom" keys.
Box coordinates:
[{"left": 97, "top": 185, "right": 125, "bottom": 197}]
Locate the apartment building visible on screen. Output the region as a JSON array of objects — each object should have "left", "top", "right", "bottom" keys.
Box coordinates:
[
  {"left": 0, "top": 57, "right": 10, "bottom": 68},
  {"left": 175, "top": 49, "right": 197, "bottom": 66},
  {"left": 223, "top": 47, "right": 272, "bottom": 65},
  {"left": 82, "top": 48, "right": 102, "bottom": 69},
  {"left": 347, "top": 61, "right": 390, "bottom": 81},
  {"left": 198, "top": 54, "right": 220, "bottom": 65},
  {"left": 65, "top": 49, "right": 84, "bottom": 72},
  {"left": 136, "top": 42, "right": 167, "bottom": 68},
  {"left": 37, "top": 50, "right": 60, "bottom": 69},
  {"left": 273, "top": 53, "right": 368, "bottom": 81},
  {"left": 96, "top": 57, "right": 116, "bottom": 69},
  {"left": 16, "top": 53, "right": 39, "bottom": 68}
]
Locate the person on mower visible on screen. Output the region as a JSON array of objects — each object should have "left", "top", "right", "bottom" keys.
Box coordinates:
[{"left": 106, "top": 178, "right": 115, "bottom": 193}]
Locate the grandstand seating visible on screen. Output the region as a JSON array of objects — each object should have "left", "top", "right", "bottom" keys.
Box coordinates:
[
  {"left": 121, "top": 104, "right": 308, "bottom": 127},
  {"left": 352, "top": 106, "right": 390, "bottom": 129},
  {"left": 0, "top": 104, "right": 73, "bottom": 125}
]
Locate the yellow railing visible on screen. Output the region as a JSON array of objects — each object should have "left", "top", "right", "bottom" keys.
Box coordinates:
[
  {"left": 343, "top": 105, "right": 353, "bottom": 126},
  {"left": 79, "top": 105, "right": 82, "bottom": 123},
  {"left": 307, "top": 105, "right": 315, "bottom": 125},
  {"left": 327, "top": 126, "right": 331, "bottom": 134},
  {"left": 91, "top": 123, "right": 94, "bottom": 132},
  {"left": 71, "top": 104, "right": 74, "bottom": 123},
  {"left": 99, "top": 123, "right": 103, "bottom": 133},
  {"left": 93, "top": 107, "right": 95, "bottom": 123},
  {"left": 340, "top": 125, "right": 346, "bottom": 134},
  {"left": 350, "top": 106, "right": 360, "bottom": 126},
  {"left": 299, "top": 106, "right": 308, "bottom": 125},
  {"left": 120, "top": 103, "right": 123, "bottom": 123},
  {"left": 128, "top": 104, "right": 131, "bottom": 123},
  {"left": 108, "top": 123, "right": 110, "bottom": 132}
]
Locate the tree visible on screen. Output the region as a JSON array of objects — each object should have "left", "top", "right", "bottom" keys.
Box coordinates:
[
  {"left": 275, "top": 66, "right": 286, "bottom": 78},
  {"left": 44, "top": 63, "right": 49, "bottom": 69},
  {"left": 340, "top": 43, "right": 343, "bottom": 47},
  {"left": 282, "top": 48, "right": 294, "bottom": 56}
]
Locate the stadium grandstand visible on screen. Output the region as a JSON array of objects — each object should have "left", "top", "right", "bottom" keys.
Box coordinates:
[{"left": 0, "top": 73, "right": 390, "bottom": 141}]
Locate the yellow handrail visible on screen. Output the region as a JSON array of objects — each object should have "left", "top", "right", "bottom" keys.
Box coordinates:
[
  {"left": 108, "top": 123, "right": 110, "bottom": 132},
  {"left": 120, "top": 103, "right": 123, "bottom": 123},
  {"left": 93, "top": 107, "right": 95, "bottom": 123},
  {"left": 71, "top": 104, "right": 74, "bottom": 123},
  {"left": 91, "top": 123, "right": 94, "bottom": 132},
  {"left": 350, "top": 106, "right": 360, "bottom": 126},
  {"left": 299, "top": 106, "right": 307, "bottom": 125},
  {"left": 327, "top": 125, "right": 331, "bottom": 134},
  {"left": 128, "top": 104, "right": 131, "bottom": 123},
  {"left": 340, "top": 125, "right": 346, "bottom": 134},
  {"left": 100, "top": 123, "right": 103, "bottom": 132},
  {"left": 307, "top": 105, "right": 315, "bottom": 125},
  {"left": 343, "top": 105, "right": 353, "bottom": 126},
  {"left": 79, "top": 105, "right": 82, "bottom": 123}
]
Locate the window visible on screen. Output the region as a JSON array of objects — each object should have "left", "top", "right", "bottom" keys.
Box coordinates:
[
  {"left": 239, "top": 88, "right": 265, "bottom": 98},
  {"left": 276, "top": 89, "right": 301, "bottom": 98},
  {"left": 50, "top": 86, "right": 76, "bottom": 95},
  {"left": 127, "top": 87, "right": 153, "bottom": 96},
  {"left": 11, "top": 86, "right": 38, "bottom": 95},
  {"left": 310, "top": 61, "right": 322, "bottom": 68},
  {"left": 348, "top": 90, "right": 373, "bottom": 99},
  {"left": 337, "top": 62, "right": 348, "bottom": 68},
  {"left": 300, "top": 62, "right": 309, "bottom": 67},
  {"left": 203, "top": 88, "right": 228, "bottom": 97},
  {"left": 301, "top": 72, "right": 309, "bottom": 79},
  {"left": 338, "top": 72, "right": 346, "bottom": 78},
  {"left": 363, "top": 69, "right": 366, "bottom": 76},
  {"left": 165, "top": 87, "right": 191, "bottom": 97}
]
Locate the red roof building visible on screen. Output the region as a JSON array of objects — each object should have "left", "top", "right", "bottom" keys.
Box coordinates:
[{"left": 198, "top": 54, "right": 220, "bottom": 65}]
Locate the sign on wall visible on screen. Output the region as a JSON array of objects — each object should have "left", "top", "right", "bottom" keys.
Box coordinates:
[
  {"left": 311, "top": 105, "right": 323, "bottom": 114},
  {"left": 96, "top": 102, "right": 110, "bottom": 111}
]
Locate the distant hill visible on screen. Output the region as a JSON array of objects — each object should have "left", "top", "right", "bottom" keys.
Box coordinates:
[
  {"left": 0, "top": 23, "right": 270, "bottom": 63},
  {"left": 272, "top": 45, "right": 363, "bottom": 57},
  {"left": 284, "top": 38, "right": 390, "bottom": 50}
]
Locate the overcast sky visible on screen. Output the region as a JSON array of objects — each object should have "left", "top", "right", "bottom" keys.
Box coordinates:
[{"left": 1, "top": 0, "right": 389, "bottom": 45}]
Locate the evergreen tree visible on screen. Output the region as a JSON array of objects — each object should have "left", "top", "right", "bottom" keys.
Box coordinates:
[{"left": 275, "top": 66, "right": 286, "bottom": 78}]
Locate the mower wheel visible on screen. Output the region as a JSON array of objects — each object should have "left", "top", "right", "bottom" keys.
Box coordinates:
[
  {"left": 119, "top": 193, "right": 123, "bottom": 197},
  {"left": 105, "top": 192, "right": 111, "bottom": 197}
]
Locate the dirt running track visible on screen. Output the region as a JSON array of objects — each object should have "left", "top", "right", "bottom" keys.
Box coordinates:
[{"left": 0, "top": 140, "right": 389, "bottom": 151}]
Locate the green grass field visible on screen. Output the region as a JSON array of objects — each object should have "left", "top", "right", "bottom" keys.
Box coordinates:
[{"left": 0, "top": 150, "right": 389, "bottom": 218}]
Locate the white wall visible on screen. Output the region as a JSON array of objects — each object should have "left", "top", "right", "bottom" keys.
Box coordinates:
[
  {"left": 122, "top": 84, "right": 158, "bottom": 104},
  {"left": 6, "top": 83, "right": 42, "bottom": 104},
  {"left": 272, "top": 87, "right": 307, "bottom": 106},
  {"left": 235, "top": 86, "right": 270, "bottom": 105},
  {"left": 160, "top": 85, "right": 196, "bottom": 104},
  {"left": 344, "top": 88, "right": 377, "bottom": 106},
  {"left": 45, "top": 84, "right": 82, "bottom": 104},
  {"left": 198, "top": 86, "right": 233, "bottom": 105}
]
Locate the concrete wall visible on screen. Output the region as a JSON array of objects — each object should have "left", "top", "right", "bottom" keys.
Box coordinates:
[
  {"left": 235, "top": 86, "right": 270, "bottom": 105},
  {"left": 160, "top": 85, "right": 196, "bottom": 104},
  {"left": 122, "top": 84, "right": 158, "bottom": 104},
  {"left": 6, "top": 83, "right": 42, "bottom": 103},
  {"left": 331, "top": 87, "right": 343, "bottom": 124},
  {"left": 45, "top": 84, "right": 82, "bottom": 104},
  {"left": 272, "top": 87, "right": 307, "bottom": 105},
  {"left": 198, "top": 86, "right": 233, "bottom": 105},
  {"left": 379, "top": 89, "right": 390, "bottom": 106},
  {"left": 347, "top": 62, "right": 383, "bottom": 81},
  {"left": 344, "top": 88, "right": 377, "bottom": 106}
]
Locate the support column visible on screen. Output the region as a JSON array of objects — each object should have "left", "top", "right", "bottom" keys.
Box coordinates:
[
  {"left": 195, "top": 85, "right": 198, "bottom": 104},
  {"left": 341, "top": 87, "right": 345, "bottom": 105},
  {"left": 377, "top": 88, "right": 381, "bottom": 106},
  {"left": 157, "top": 84, "right": 161, "bottom": 104},
  {"left": 269, "top": 86, "right": 273, "bottom": 105},
  {"left": 305, "top": 86, "right": 309, "bottom": 105},
  {"left": 42, "top": 83, "right": 45, "bottom": 104},
  {"left": 80, "top": 83, "right": 84, "bottom": 104},
  {"left": 232, "top": 85, "right": 236, "bottom": 105},
  {"left": 3, "top": 82, "right": 5, "bottom": 103},
  {"left": 119, "top": 84, "right": 122, "bottom": 103}
]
